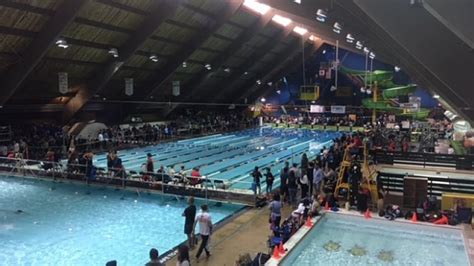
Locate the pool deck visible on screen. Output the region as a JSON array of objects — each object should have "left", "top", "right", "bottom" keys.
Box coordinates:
[{"left": 166, "top": 204, "right": 293, "bottom": 266}]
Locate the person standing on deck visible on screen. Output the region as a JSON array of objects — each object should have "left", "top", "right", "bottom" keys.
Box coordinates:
[
  {"left": 252, "top": 166, "right": 262, "bottom": 195},
  {"left": 280, "top": 162, "right": 290, "bottom": 202},
  {"left": 264, "top": 167, "right": 274, "bottom": 194},
  {"left": 182, "top": 196, "right": 197, "bottom": 249},
  {"left": 193, "top": 204, "right": 212, "bottom": 261},
  {"left": 288, "top": 169, "right": 298, "bottom": 208}
]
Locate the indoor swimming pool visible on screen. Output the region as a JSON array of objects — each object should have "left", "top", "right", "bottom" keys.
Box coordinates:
[
  {"left": 0, "top": 175, "right": 244, "bottom": 265},
  {"left": 280, "top": 213, "right": 469, "bottom": 266},
  {"left": 92, "top": 127, "right": 341, "bottom": 192}
]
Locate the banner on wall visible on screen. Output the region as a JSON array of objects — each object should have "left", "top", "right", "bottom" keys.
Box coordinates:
[
  {"left": 125, "top": 78, "right": 134, "bottom": 96},
  {"left": 310, "top": 105, "right": 325, "bottom": 113},
  {"left": 58, "top": 72, "right": 68, "bottom": 94},
  {"left": 330, "top": 105, "right": 346, "bottom": 114}
]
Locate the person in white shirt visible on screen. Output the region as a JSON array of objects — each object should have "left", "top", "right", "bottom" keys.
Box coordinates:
[{"left": 193, "top": 204, "right": 212, "bottom": 260}]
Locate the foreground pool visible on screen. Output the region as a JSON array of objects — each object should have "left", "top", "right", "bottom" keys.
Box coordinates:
[
  {"left": 0, "top": 175, "right": 243, "bottom": 265},
  {"left": 281, "top": 213, "right": 469, "bottom": 266}
]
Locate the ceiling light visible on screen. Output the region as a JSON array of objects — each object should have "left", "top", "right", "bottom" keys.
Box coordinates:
[
  {"left": 55, "top": 38, "right": 69, "bottom": 49},
  {"left": 309, "top": 35, "right": 318, "bottom": 41},
  {"left": 293, "top": 26, "right": 308, "bottom": 35},
  {"left": 363, "top": 47, "right": 370, "bottom": 53},
  {"left": 204, "top": 64, "right": 212, "bottom": 70},
  {"left": 294, "top": 0, "right": 301, "bottom": 4},
  {"left": 224, "top": 67, "right": 231, "bottom": 73},
  {"left": 333, "top": 22, "right": 342, "bottom": 34},
  {"left": 243, "top": 0, "right": 271, "bottom": 15},
  {"left": 260, "top": 97, "right": 266, "bottom": 102},
  {"left": 276, "top": 90, "right": 281, "bottom": 94},
  {"left": 369, "top": 52, "right": 375, "bottom": 59},
  {"left": 322, "top": 50, "right": 326, "bottom": 54},
  {"left": 149, "top": 55, "right": 159, "bottom": 62},
  {"left": 360, "top": 87, "right": 366, "bottom": 93},
  {"left": 108, "top": 48, "right": 119, "bottom": 58},
  {"left": 182, "top": 61, "right": 187, "bottom": 68},
  {"left": 366, "top": 88, "right": 372, "bottom": 95},
  {"left": 244, "top": 71, "right": 249, "bottom": 75},
  {"left": 267, "top": 82, "right": 273, "bottom": 86},
  {"left": 355, "top": 41, "right": 363, "bottom": 49},
  {"left": 433, "top": 94, "right": 440, "bottom": 99},
  {"left": 346, "top": 33, "right": 355, "bottom": 43},
  {"left": 272, "top": 14, "right": 292, "bottom": 27},
  {"left": 316, "top": 9, "right": 327, "bottom": 22},
  {"left": 394, "top": 66, "right": 401, "bottom": 72},
  {"left": 256, "top": 80, "right": 262, "bottom": 85}
]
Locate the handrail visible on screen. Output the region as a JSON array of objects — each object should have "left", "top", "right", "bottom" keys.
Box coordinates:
[{"left": 375, "top": 150, "right": 473, "bottom": 170}]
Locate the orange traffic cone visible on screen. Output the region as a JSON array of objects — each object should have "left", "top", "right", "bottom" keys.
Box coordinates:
[
  {"left": 324, "top": 201, "right": 330, "bottom": 211},
  {"left": 411, "top": 212, "right": 418, "bottom": 223},
  {"left": 272, "top": 246, "right": 281, "bottom": 259},
  {"left": 278, "top": 242, "right": 286, "bottom": 255},
  {"left": 433, "top": 215, "right": 448, "bottom": 225},
  {"left": 364, "top": 209, "right": 372, "bottom": 219},
  {"left": 305, "top": 216, "right": 313, "bottom": 227}
]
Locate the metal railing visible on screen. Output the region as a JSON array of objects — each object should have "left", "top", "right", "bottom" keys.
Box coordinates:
[
  {"left": 0, "top": 156, "right": 259, "bottom": 205},
  {"left": 378, "top": 171, "right": 474, "bottom": 198},
  {"left": 375, "top": 150, "right": 474, "bottom": 170}
]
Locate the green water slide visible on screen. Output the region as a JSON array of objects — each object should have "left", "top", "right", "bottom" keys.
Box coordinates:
[{"left": 339, "top": 65, "right": 429, "bottom": 119}]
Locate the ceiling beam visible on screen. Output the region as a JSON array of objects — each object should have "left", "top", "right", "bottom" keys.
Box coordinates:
[
  {"left": 162, "top": 11, "right": 275, "bottom": 116},
  {"left": 245, "top": 40, "right": 324, "bottom": 103},
  {"left": 0, "top": 0, "right": 55, "bottom": 15},
  {"left": 62, "top": 0, "right": 181, "bottom": 123},
  {"left": 140, "top": 1, "right": 243, "bottom": 100},
  {"left": 0, "top": 0, "right": 89, "bottom": 106},
  {"left": 212, "top": 25, "right": 294, "bottom": 101}
]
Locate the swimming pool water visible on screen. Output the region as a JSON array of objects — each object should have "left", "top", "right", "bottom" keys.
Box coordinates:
[
  {"left": 0, "top": 175, "right": 243, "bottom": 265},
  {"left": 281, "top": 213, "right": 469, "bottom": 266}
]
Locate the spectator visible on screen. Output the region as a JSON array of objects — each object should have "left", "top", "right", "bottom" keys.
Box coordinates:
[
  {"left": 251, "top": 166, "right": 262, "bottom": 195},
  {"left": 268, "top": 193, "right": 282, "bottom": 227},
  {"left": 145, "top": 248, "right": 164, "bottom": 266},
  {"left": 176, "top": 245, "right": 190, "bottom": 266},
  {"left": 182, "top": 197, "right": 196, "bottom": 249},
  {"left": 264, "top": 167, "right": 274, "bottom": 194},
  {"left": 193, "top": 204, "right": 212, "bottom": 261},
  {"left": 280, "top": 162, "right": 290, "bottom": 202}
]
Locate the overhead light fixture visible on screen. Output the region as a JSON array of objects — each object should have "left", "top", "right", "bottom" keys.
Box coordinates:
[
  {"left": 355, "top": 41, "right": 363, "bottom": 49},
  {"left": 316, "top": 9, "right": 327, "bottom": 22},
  {"left": 276, "top": 90, "right": 281, "bottom": 94},
  {"left": 311, "top": 100, "right": 316, "bottom": 104},
  {"left": 256, "top": 79, "right": 262, "bottom": 85},
  {"left": 294, "top": 0, "right": 301, "bottom": 4},
  {"left": 346, "top": 33, "right": 355, "bottom": 43},
  {"left": 322, "top": 49, "right": 326, "bottom": 54},
  {"left": 363, "top": 47, "right": 370, "bottom": 53},
  {"left": 369, "top": 52, "right": 375, "bottom": 59},
  {"left": 243, "top": 0, "right": 271, "bottom": 15},
  {"left": 272, "top": 14, "right": 292, "bottom": 27},
  {"left": 267, "top": 82, "right": 273, "bottom": 86},
  {"left": 182, "top": 61, "right": 187, "bottom": 68},
  {"left": 204, "top": 64, "right": 212, "bottom": 70},
  {"left": 309, "top": 35, "right": 318, "bottom": 41},
  {"left": 366, "top": 88, "right": 372, "bottom": 95},
  {"left": 293, "top": 26, "right": 308, "bottom": 35},
  {"left": 224, "top": 67, "right": 231, "bottom": 73},
  {"left": 394, "top": 66, "right": 401, "bottom": 72},
  {"left": 333, "top": 22, "right": 342, "bottom": 34},
  {"left": 433, "top": 94, "right": 440, "bottom": 99},
  {"left": 55, "top": 38, "right": 69, "bottom": 49},
  {"left": 149, "top": 55, "right": 159, "bottom": 62},
  {"left": 360, "top": 87, "right": 366, "bottom": 93},
  {"left": 108, "top": 48, "right": 119, "bottom": 58},
  {"left": 260, "top": 97, "right": 266, "bottom": 102},
  {"left": 244, "top": 71, "right": 249, "bottom": 75}
]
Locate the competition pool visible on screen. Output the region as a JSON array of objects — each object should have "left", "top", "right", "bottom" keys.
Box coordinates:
[
  {"left": 0, "top": 175, "right": 244, "bottom": 265},
  {"left": 280, "top": 213, "right": 469, "bottom": 266}
]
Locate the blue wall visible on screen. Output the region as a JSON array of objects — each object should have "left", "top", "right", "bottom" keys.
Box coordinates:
[{"left": 265, "top": 43, "right": 438, "bottom": 108}]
